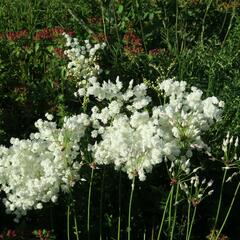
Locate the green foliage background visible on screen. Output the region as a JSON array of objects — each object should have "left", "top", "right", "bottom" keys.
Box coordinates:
[{"left": 0, "top": 0, "right": 240, "bottom": 239}]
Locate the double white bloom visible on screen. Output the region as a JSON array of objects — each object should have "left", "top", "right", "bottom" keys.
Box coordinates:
[
  {"left": 0, "top": 34, "right": 224, "bottom": 219},
  {"left": 0, "top": 113, "right": 89, "bottom": 220}
]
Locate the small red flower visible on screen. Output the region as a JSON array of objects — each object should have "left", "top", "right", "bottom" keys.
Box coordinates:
[
  {"left": 6, "top": 229, "right": 17, "bottom": 238},
  {"left": 170, "top": 178, "right": 177, "bottom": 185},
  {"left": 123, "top": 31, "right": 143, "bottom": 56}
]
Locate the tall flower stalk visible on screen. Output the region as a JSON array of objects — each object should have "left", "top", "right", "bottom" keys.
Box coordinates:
[
  {"left": 210, "top": 168, "right": 228, "bottom": 240},
  {"left": 128, "top": 176, "right": 136, "bottom": 240},
  {"left": 87, "top": 167, "right": 94, "bottom": 240},
  {"left": 157, "top": 185, "right": 174, "bottom": 240},
  {"left": 99, "top": 167, "right": 105, "bottom": 240},
  {"left": 215, "top": 181, "right": 240, "bottom": 240},
  {"left": 73, "top": 208, "right": 80, "bottom": 240},
  {"left": 67, "top": 205, "right": 71, "bottom": 240},
  {"left": 170, "top": 183, "right": 180, "bottom": 240},
  {"left": 117, "top": 172, "right": 122, "bottom": 240}
]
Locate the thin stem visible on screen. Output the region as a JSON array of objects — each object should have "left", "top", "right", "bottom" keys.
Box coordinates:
[
  {"left": 99, "top": 1, "right": 115, "bottom": 57},
  {"left": 99, "top": 167, "right": 105, "bottom": 240},
  {"left": 87, "top": 167, "right": 94, "bottom": 240},
  {"left": 221, "top": 0, "right": 236, "bottom": 47},
  {"left": 135, "top": 0, "right": 147, "bottom": 53},
  {"left": 82, "top": 95, "right": 89, "bottom": 113},
  {"left": 117, "top": 216, "right": 121, "bottom": 240},
  {"left": 168, "top": 184, "right": 174, "bottom": 232},
  {"left": 117, "top": 172, "right": 122, "bottom": 240},
  {"left": 151, "top": 225, "right": 155, "bottom": 240},
  {"left": 67, "top": 8, "right": 94, "bottom": 35},
  {"left": 186, "top": 206, "right": 197, "bottom": 240},
  {"left": 157, "top": 186, "right": 174, "bottom": 240},
  {"left": 112, "top": 2, "right": 121, "bottom": 49},
  {"left": 74, "top": 210, "right": 80, "bottom": 240},
  {"left": 128, "top": 176, "right": 136, "bottom": 240},
  {"left": 185, "top": 200, "right": 191, "bottom": 240},
  {"left": 143, "top": 228, "right": 146, "bottom": 240},
  {"left": 200, "top": 0, "right": 213, "bottom": 46},
  {"left": 67, "top": 205, "right": 71, "bottom": 240},
  {"left": 170, "top": 183, "right": 180, "bottom": 240},
  {"left": 210, "top": 168, "right": 227, "bottom": 240},
  {"left": 175, "top": 0, "right": 179, "bottom": 56},
  {"left": 215, "top": 181, "right": 240, "bottom": 240}
]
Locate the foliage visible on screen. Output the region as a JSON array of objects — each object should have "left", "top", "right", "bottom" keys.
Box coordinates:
[{"left": 0, "top": 0, "right": 240, "bottom": 239}]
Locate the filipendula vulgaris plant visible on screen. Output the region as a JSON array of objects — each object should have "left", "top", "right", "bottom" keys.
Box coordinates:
[
  {"left": 73, "top": 55, "right": 224, "bottom": 239},
  {"left": 0, "top": 113, "right": 89, "bottom": 222},
  {"left": 0, "top": 33, "right": 225, "bottom": 240}
]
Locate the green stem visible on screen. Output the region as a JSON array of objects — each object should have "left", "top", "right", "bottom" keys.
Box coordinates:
[
  {"left": 135, "top": 0, "right": 147, "bottom": 53},
  {"left": 215, "top": 168, "right": 227, "bottom": 227},
  {"left": 187, "top": 206, "right": 197, "bottom": 240},
  {"left": 157, "top": 186, "right": 174, "bottom": 240},
  {"left": 117, "top": 216, "right": 121, "bottom": 240},
  {"left": 143, "top": 228, "right": 146, "bottom": 240},
  {"left": 82, "top": 95, "right": 89, "bottom": 113},
  {"left": 74, "top": 210, "right": 80, "bottom": 240},
  {"left": 168, "top": 184, "right": 174, "bottom": 231},
  {"left": 128, "top": 176, "right": 136, "bottom": 240},
  {"left": 112, "top": 2, "right": 121, "bottom": 50},
  {"left": 185, "top": 200, "right": 191, "bottom": 240},
  {"left": 215, "top": 181, "right": 240, "bottom": 240},
  {"left": 222, "top": 0, "right": 236, "bottom": 47},
  {"left": 99, "top": 1, "right": 115, "bottom": 57},
  {"left": 67, "top": 205, "right": 71, "bottom": 240},
  {"left": 99, "top": 167, "right": 105, "bottom": 240},
  {"left": 210, "top": 168, "right": 227, "bottom": 240},
  {"left": 151, "top": 225, "right": 154, "bottom": 240},
  {"left": 200, "top": 0, "right": 213, "bottom": 46},
  {"left": 87, "top": 167, "right": 94, "bottom": 239},
  {"left": 117, "top": 172, "right": 122, "bottom": 240},
  {"left": 170, "top": 183, "right": 180, "bottom": 240},
  {"left": 175, "top": 0, "right": 179, "bottom": 56}
]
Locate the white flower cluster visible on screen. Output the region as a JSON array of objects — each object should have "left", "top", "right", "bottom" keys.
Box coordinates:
[
  {"left": 153, "top": 78, "right": 224, "bottom": 159},
  {"left": 0, "top": 113, "right": 89, "bottom": 220},
  {"left": 180, "top": 176, "right": 214, "bottom": 206},
  {"left": 63, "top": 33, "right": 106, "bottom": 97},
  {"left": 91, "top": 112, "right": 164, "bottom": 181},
  {"left": 85, "top": 78, "right": 156, "bottom": 181},
  {"left": 85, "top": 76, "right": 151, "bottom": 110},
  {"left": 0, "top": 34, "right": 225, "bottom": 219},
  {"left": 85, "top": 77, "right": 224, "bottom": 181}
]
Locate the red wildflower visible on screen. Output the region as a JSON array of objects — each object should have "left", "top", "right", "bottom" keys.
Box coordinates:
[
  {"left": 6, "top": 29, "right": 28, "bottom": 41},
  {"left": 92, "top": 32, "right": 108, "bottom": 42},
  {"left": 54, "top": 47, "right": 65, "bottom": 59},
  {"left": 34, "top": 28, "right": 52, "bottom": 40},
  {"left": 123, "top": 31, "right": 143, "bottom": 56},
  {"left": 34, "top": 27, "right": 76, "bottom": 40},
  {"left": 6, "top": 229, "right": 17, "bottom": 238}
]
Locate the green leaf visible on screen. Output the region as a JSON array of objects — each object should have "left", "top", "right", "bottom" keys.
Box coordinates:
[
  {"left": 149, "top": 12, "right": 154, "bottom": 21},
  {"left": 117, "top": 4, "right": 123, "bottom": 14},
  {"left": 35, "top": 42, "right": 40, "bottom": 52}
]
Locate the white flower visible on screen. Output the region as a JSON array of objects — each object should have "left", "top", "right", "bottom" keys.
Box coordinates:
[
  {"left": 0, "top": 113, "right": 89, "bottom": 219},
  {"left": 92, "top": 112, "right": 164, "bottom": 181},
  {"left": 63, "top": 33, "right": 106, "bottom": 98}
]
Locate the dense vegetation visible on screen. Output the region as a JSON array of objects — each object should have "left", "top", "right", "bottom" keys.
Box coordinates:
[{"left": 0, "top": 0, "right": 240, "bottom": 239}]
